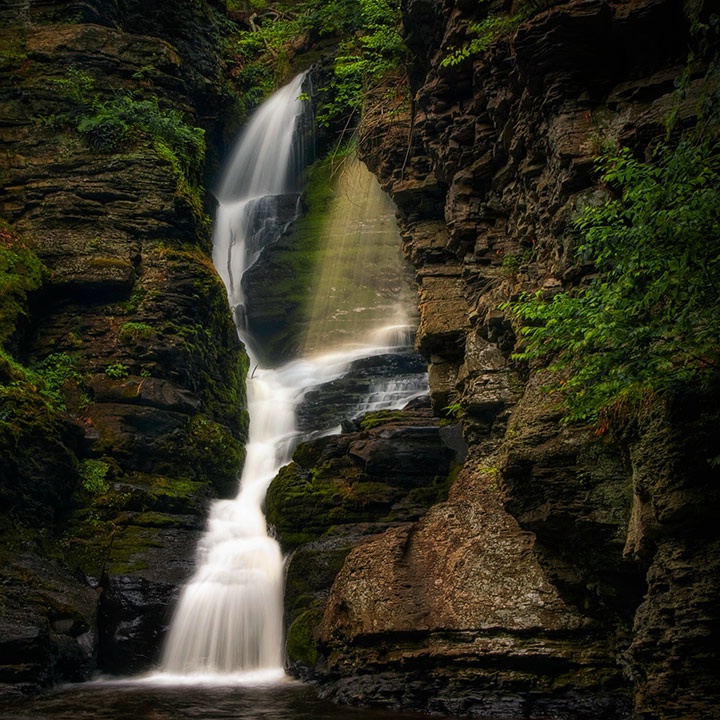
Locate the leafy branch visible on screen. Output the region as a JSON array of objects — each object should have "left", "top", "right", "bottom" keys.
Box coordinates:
[
  {"left": 229, "top": 0, "right": 406, "bottom": 130},
  {"left": 505, "top": 91, "right": 720, "bottom": 423}
]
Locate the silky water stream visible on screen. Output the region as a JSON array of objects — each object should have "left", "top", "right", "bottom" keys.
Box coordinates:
[{"left": 0, "top": 76, "right": 431, "bottom": 718}]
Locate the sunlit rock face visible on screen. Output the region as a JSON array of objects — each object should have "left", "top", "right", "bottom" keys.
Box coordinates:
[
  {"left": 279, "top": 0, "right": 720, "bottom": 718},
  {"left": 242, "top": 156, "right": 418, "bottom": 364}
]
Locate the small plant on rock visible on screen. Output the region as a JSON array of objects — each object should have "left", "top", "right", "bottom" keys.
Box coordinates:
[{"left": 105, "top": 363, "right": 130, "bottom": 379}]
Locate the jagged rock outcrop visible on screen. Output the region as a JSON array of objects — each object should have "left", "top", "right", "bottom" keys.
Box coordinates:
[
  {"left": 266, "top": 402, "right": 462, "bottom": 676},
  {"left": 0, "top": 0, "right": 247, "bottom": 691},
  {"left": 274, "top": 0, "right": 720, "bottom": 718}
]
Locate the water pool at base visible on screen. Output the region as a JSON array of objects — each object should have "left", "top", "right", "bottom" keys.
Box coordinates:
[{"left": 0, "top": 677, "right": 428, "bottom": 720}]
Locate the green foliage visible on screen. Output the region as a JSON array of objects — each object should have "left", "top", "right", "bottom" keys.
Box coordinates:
[
  {"left": 105, "top": 362, "right": 130, "bottom": 379},
  {"left": 317, "top": 0, "right": 406, "bottom": 127},
  {"left": 1, "top": 348, "right": 84, "bottom": 414},
  {"left": 234, "top": 13, "right": 306, "bottom": 109},
  {"left": 50, "top": 68, "right": 205, "bottom": 175},
  {"left": 79, "top": 459, "right": 110, "bottom": 495},
  {"left": 33, "top": 353, "right": 85, "bottom": 410},
  {"left": 441, "top": 401, "right": 463, "bottom": 420},
  {"left": 507, "top": 120, "right": 720, "bottom": 422},
  {"left": 441, "top": 8, "right": 530, "bottom": 67},
  {"left": 51, "top": 66, "right": 94, "bottom": 105},
  {"left": 230, "top": 0, "right": 405, "bottom": 127},
  {"left": 0, "top": 226, "right": 45, "bottom": 347}
]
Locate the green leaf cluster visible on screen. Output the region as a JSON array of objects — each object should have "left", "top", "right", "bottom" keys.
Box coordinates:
[
  {"left": 105, "top": 362, "right": 130, "bottom": 379},
  {"left": 79, "top": 459, "right": 111, "bottom": 495},
  {"left": 441, "top": 6, "right": 530, "bottom": 68},
  {"left": 234, "top": 13, "right": 307, "bottom": 111},
  {"left": 507, "top": 110, "right": 720, "bottom": 423},
  {"left": 32, "top": 353, "right": 86, "bottom": 411},
  {"left": 1, "top": 350, "right": 84, "bottom": 417},
  {"left": 50, "top": 68, "right": 205, "bottom": 177}
]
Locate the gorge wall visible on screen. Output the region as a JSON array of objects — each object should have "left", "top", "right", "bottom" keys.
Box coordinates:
[
  {"left": 273, "top": 1, "right": 720, "bottom": 719},
  {"left": 0, "top": 0, "right": 249, "bottom": 689},
  {"left": 0, "top": 0, "right": 718, "bottom": 719}
]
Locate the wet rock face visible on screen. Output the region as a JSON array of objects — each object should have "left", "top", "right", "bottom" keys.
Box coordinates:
[
  {"left": 267, "top": 402, "right": 458, "bottom": 551},
  {"left": 0, "top": 548, "right": 98, "bottom": 693},
  {"left": 267, "top": 403, "right": 462, "bottom": 678},
  {"left": 314, "top": 464, "right": 632, "bottom": 719},
  {"left": 96, "top": 514, "right": 203, "bottom": 674},
  {"left": 0, "top": 0, "right": 246, "bottom": 691},
  {"left": 294, "top": 351, "right": 428, "bottom": 434}
]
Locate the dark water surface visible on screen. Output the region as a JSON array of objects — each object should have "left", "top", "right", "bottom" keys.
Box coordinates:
[{"left": 0, "top": 677, "right": 427, "bottom": 720}]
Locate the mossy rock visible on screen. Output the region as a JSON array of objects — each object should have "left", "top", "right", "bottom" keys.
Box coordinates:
[
  {"left": 241, "top": 156, "right": 337, "bottom": 363},
  {"left": 0, "top": 379, "right": 81, "bottom": 525},
  {"left": 286, "top": 607, "right": 324, "bottom": 668},
  {"left": 61, "top": 469, "right": 212, "bottom": 579},
  {"left": 172, "top": 414, "right": 244, "bottom": 498},
  {"left": 284, "top": 543, "right": 353, "bottom": 621},
  {"left": 266, "top": 458, "right": 400, "bottom": 551},
  {"left": 359, "top": 408, "right": 413, "bottom": 431},
  {"left": 129, "top": 472, "right": 212, "bottom": 513}
]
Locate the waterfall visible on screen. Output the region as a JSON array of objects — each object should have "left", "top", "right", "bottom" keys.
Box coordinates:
[
  {"left": 212, "top": 74, "right": 308, "bottom": 329},
  {"left": 158, "top": 73, "right": 427, "bottom": 681},
  {"left": 160, "top": 75, "right": 307, "bottom": 678}
]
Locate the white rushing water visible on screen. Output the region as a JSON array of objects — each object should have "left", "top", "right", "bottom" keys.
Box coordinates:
[{"left": 159, "top": 74, "right": 427, "bottom": 680}]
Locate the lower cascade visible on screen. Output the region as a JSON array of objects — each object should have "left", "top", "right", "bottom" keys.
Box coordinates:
[{"left": 158, "top": 75, "right": 427, "bottom": 677}]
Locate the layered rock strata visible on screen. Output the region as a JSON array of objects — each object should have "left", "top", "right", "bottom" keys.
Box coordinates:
[
  {"left": 266, "top": 402, "right": 461, "bottom": 674},
  {"left": 275, "top": 1, "right": 720, "bottom": 718},
  {"left": 0, "top": 1, "right": 247, "bottom": 690}
]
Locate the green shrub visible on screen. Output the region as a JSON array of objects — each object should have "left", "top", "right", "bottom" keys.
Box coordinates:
[
  {"left": 79, "top": 459, "right": 110, "bottom": 495},
  {"left": 50, "top": 69, "right": 205, "bottom": 174},
  {"left": 317, "top": 0, "right": 406, "bottom": 128},
  {"left": 105, "top": 363, "right": 130, "bottom": 379},
  {"left": 33, "top": 352, "right": 85, "bottom": 410},
  {"left": 0, "top": 227, "right": 44, "bottom": 347},
  {"left": 229, "top": 0, "right": 405, "bottom": 128},
  {"left": 506, "top": 115, "right": 720, "bottom": 423}
]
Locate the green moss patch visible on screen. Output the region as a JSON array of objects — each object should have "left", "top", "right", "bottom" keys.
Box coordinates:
[
  {"left": 0, "top": 369, "right": 80, "bottom": 525},
  {"left": 0, "top": 226, "right": 45, "bottom": 346},
  {"left": 266, "top": 455, "right": 401, "bottom": 551},
  {"left": 286, "top": 607, "right": 324, "bottom": 667}
]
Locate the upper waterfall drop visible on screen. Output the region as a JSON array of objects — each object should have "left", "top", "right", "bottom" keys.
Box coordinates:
[{"left": 212, "top": 73, "right": 308, "bottom": 324}]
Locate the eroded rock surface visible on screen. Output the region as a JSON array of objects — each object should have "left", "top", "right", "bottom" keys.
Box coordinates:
[
  {"left": 275, "top": 0, "right": 720, "bottom": 718},
  {"left": 0, "top": 1, "right": 247, "bottom": 689}
]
